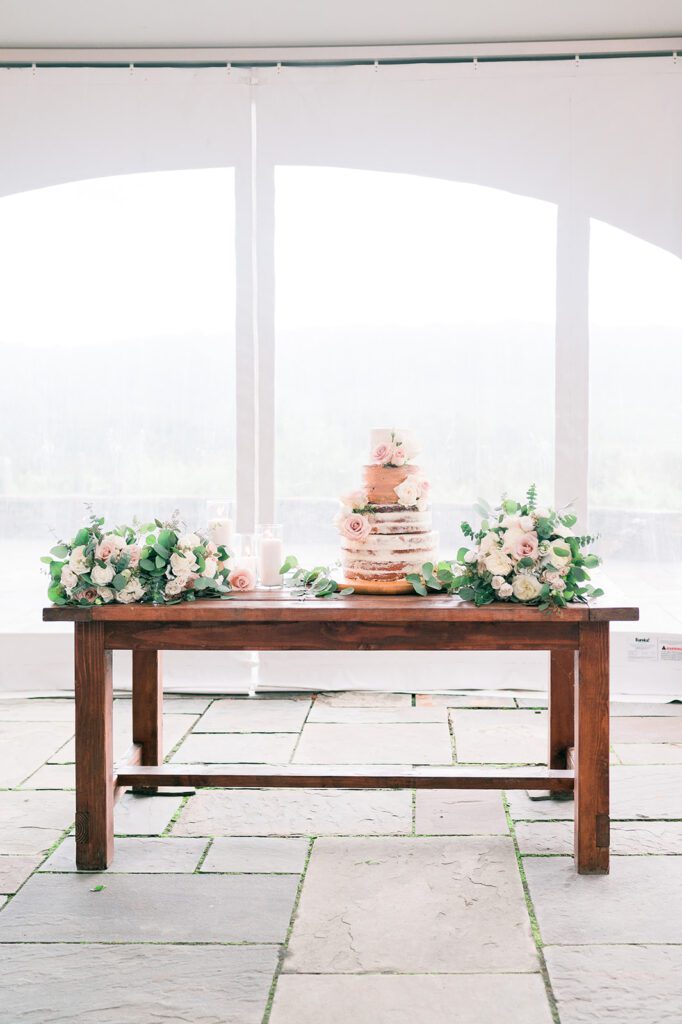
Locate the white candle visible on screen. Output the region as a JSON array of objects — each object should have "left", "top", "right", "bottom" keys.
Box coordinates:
[
  {"left": 259, "top": 534, "right": 284, "bottom": 587},
  {"left": 208, "top": 516, "right": 234, "bottom": 551}
]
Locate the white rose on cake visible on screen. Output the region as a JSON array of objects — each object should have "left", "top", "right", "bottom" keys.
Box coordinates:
[
  {"left": 512, "top": 574, "right": 542, "bottom": 602},
  {"left": 394, "top": 477, "right": 420, "bottom": 507}
]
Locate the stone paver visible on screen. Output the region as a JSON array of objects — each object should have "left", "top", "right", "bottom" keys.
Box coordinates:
[
  {"left": 0, "top": 791, "right": 74, "bottom": 855},
  {"left": 41, "top": 836, "right": 206, "bottom": 873},
  {"left": 0, "top": 722, "right": 74, "bottom": 786},
  {"left": 507, "top": 765, "right": 682, "bottom": 820},
  {"left": 0, "top": 943, "right": 278, "bottom": 1024},
  {"left": 270, "top": 973, "right": 553, "bottom": 1024},
  {"left": 116, "top": 696, "right": 214, "bottom": 715},
  {"left": 315, "top": 691, "right": 411, "bottom": 707},
  {"left": 516, "top": 820, "right": 682, "bottom": 855},
  {"left": 201, "top": 837, "right": 309, "bottom": 873},
  {"left": 294, "top": 723, "right": 452, "bottom": 764},
  {"left": 0, "top": 873, "right": 298, "bottom": 943},
  {"left": 451, "top": 710, "right": 546, "bottom": 763},
  {"left": 195, "top": 698, "right": 311, "bottom": 732},
  {"left": 20, "top": 763, "right": 75, "bottom": 789},
  {"left": 613, "top": 743, "right": 682, "bottom": 764},
  {"left": 171, "top": 732, "right": 298, "bottom": 763},
  {"left": 285, "top": 836, "right": 537, "bottom": 973},
  {"left": 50, "top": 713, "right": 194, "bottom": 763},
  {"left": 0, "top": 699, "right": 75, "bottom": 722},
  {"left": 415, "top": 790, "right": 509, "bottom": 835},
  {"left": 611, "top": 701, "right": 682, "bottom": 717},
  {"left": 0, "top": 854, "right": 44, "bottom": 894},
  {"left": 545, "top": 945, "right": 682, "bottom": 1024},
  {"left": 525, "top": 856, "right": 682, "bottom": 944},
  {"left": 114, "top": 793, "right": 183, "bottom": 836},
  {"left": 173, "top": 789, "right": 413, "bottom": 837},
  {"left": 307, "top": 705, "right": 447, "bottom": 724},
  {"left": 612, "top": 718, "right": 682, "bottom": 743}
]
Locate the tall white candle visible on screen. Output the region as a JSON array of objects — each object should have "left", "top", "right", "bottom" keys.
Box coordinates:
[
  {"left": 259, "top": 535, "right": 284, "bottom": 587},
  {"left": 208, "top": 516, "right": 234, "bottom": 551}
]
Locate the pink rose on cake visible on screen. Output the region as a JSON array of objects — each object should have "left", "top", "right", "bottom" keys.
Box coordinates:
[
  {"left": 371, "top": 442, "right": 394, "bottom": 466},
  {"left": 340, "top": 513, "right": 372, "bottom": 542}
]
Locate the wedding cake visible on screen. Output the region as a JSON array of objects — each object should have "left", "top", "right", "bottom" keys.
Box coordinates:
[{"left": 336, "top": 429, "right": 437, "bottom": 593}]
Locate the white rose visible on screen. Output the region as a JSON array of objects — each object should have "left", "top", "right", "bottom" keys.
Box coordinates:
[
  {"left": 484, "top": 550, "right": 513, "bottom": 577},
  {"left": 519, "top": 515, "right": 535, "bottom": 532},
  {"left": 395, "top": 477, "right": 420, "bottom": 507},
  {"left": 535, "top": 506, "right": 551, "bottom": 519},
  {"left": 96, "top": 587, "right": 114, "bottom": 603},
  {"left": 479, "top": 532, "right": 500, "bottom": 555},
  {"left": 165, "top": 577, "right": 186, "bottom": 597},
  {"left": 177, "top": 532, "right": 200, "bottom": 551},
  {"left": 491, "top": 575, "right": 505, "bottom": 591},
  {"left": 170, "top": 551, "right": 198, "bottom": 577},
  {"left": 501, "top": 515, "right": 522, "bottom": 530},
  {"left": 202, "top": 556, "right": 218, "bottom": 579},
  {"left": 91, "top": 563, "right": 115, "bottom": 586},
  {"left": 116, "top": 578, "right": 145, "bottom": 604},
  {"left": 553, "top": 522, "right": 574, "bottom": 539},
  {"left": 546, "top": 539, "right": 572, "bottom": 568},
  {"left": 60, "top": 565, "right": 78, "bottom": 590},
  {"left": 464, "top": 549, "right": 478, "bottom": 564},
  {"left": 68, "top": 545, "right": 90, "bottom": 576},
  {"left": 512, "top": 574, "right": 543, "bottom": 602},
  {"left": 498, "top": 582, "right": 513, "bottom": 599},
  {"left": 501, "top": 527, "right": 525, "bottom": 555}
]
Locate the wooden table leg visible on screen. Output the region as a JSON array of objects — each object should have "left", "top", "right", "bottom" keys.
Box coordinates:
[
  {"left": 574, "top": 622, "right": 610, "bottom": 874},
  {"left": 75, "top": 621, "right": 114, "bottom": 870},
  {"left": 132, "top": 650, "right": 163, "bottom": 794},
  {"left": 549, "top": 650, "right": 575, "bottom": 773}
]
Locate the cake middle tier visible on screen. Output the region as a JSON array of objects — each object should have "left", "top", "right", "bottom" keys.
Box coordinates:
[
  {"left": 362, "top": 464, "right": 422, "bottom": 504},
  {"left": 341, "top": 530, "right": 438, "bottom": 561}
]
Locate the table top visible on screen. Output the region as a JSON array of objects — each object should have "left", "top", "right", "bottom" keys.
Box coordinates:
[{"left": 43, "top": 592, "right": 639, "bottom": 624}]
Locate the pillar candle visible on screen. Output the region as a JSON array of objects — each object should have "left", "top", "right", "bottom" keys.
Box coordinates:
[
  {"left": 259, "top": 535, "right": 284, "bottom": 587},
  {"left": 208, "top": 516, "right": 234, "bottom": 551}
]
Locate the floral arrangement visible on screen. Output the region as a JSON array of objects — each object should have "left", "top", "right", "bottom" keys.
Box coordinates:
[
  {"left": 371, "top": 430, "right": 419, "bottom": 468},
  {"left": 43, "top": 512, "right": 244, "bottom": 606},
  {"left": 407, "top": 485, "right": 604, "bottom": 610},
  {"left": 279, "top": 555, "right": 353, "bottom": 599}
]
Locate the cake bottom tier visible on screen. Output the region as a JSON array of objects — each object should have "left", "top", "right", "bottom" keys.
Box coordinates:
[{"left": 342, "top": 554, "right": 436, "bottom": 582}]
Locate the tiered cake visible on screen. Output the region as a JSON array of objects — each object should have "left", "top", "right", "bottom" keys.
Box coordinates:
[{"left": 336, "top": 429, "right": 437, "bottom": 594}]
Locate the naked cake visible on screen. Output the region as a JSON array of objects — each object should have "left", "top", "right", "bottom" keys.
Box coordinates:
[{"left": 336, "top": 429, "right": 437, "bottom": 594}]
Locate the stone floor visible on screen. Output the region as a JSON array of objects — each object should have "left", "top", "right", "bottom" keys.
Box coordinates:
[{"left": 0, "top": 690, "right": 681, "bottom": 1023}]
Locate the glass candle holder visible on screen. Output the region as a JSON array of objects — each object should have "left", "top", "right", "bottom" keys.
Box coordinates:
[
  {"left": 257, "top": 524, "right": 284, "bottom": 588},
  {"left": 236, "top": 532, "right": 258, "bottom": 575},
  {"left": 206, "top": 499, "right": 234, "bottom": 553}
]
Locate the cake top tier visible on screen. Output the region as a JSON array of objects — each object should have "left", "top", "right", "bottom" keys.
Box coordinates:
[{"left": 369, "top": 429, "right": 420, "bottom": 466}]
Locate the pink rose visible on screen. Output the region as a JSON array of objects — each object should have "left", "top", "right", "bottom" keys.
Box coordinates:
[
  {"left": 77, "top": 587, "right": 98, "bottom": 604},
  {"left": 418, "top": 477, "right": 431, "bottom": 495},
  {"left": 206, "top": 540, "right": 218, "bottom": 556},
  {"left": 392, "top": 449, "right": 406, "bottom": 466},
  {"left": 340, "top": 513, "right": 372, "bottom": 542},
  {"left": 514, "top": 532, "right": 539, "bottom": 560},
  {"left": 96, "top": 534, "right": 124, "bottom": 562},
  {"left": 229, "top": 565, "right": 256, "bottom": 591},
  {"left": 371, "top": 442, "right": 394, "bottom": 465},
  {"left": 125, "top": 545, "right": 141, "bottom": 568}
]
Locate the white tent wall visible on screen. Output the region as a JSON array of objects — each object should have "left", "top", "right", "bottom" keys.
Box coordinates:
[{"left": 1, "top": 60, "right": 681, "bottom": 696}]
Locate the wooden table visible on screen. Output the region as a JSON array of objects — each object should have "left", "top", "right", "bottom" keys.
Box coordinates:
[{"left": 44, "top": 596, "right": 638, "bottom": 874}]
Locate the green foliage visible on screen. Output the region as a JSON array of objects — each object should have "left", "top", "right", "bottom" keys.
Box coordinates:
[{"left": 280, "top": 556, "right": 353, "bottom": 599}]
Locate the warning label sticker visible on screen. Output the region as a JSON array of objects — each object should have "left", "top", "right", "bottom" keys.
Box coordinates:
[{"left": 659, "top": 638, "right": 682, "bottom": 663}]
